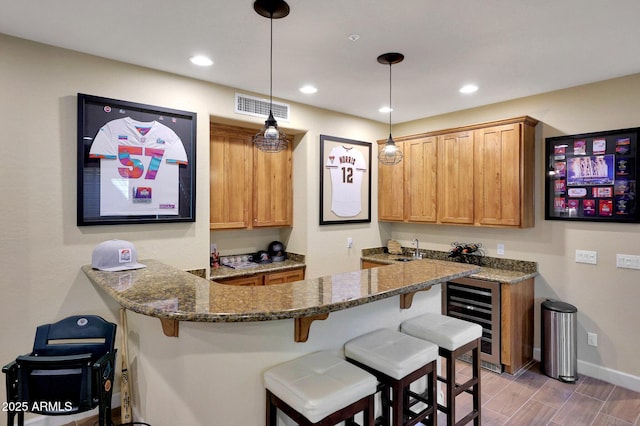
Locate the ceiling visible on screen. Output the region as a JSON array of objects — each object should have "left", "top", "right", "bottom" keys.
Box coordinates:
[{"left": 3, "top": 1, "right": 640, "bottom": 124}]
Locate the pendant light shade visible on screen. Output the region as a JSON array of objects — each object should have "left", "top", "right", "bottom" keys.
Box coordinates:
[
  {"left": 377, "top": 52, "right": 404, "bottom": 165},
  {"left": 253, "top": 0, "right": 289, "bottom": 153}
]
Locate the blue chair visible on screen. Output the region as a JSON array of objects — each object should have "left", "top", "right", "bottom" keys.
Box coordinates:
[{"left": 3, "top": 315, "right": 117, "bottom": 426}]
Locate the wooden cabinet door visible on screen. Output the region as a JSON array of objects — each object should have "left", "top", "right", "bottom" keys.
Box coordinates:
[
  {"left": 501, "top": 278, "right": 534, "bottom": 374},
  {"left": 404, "top": 136, "right": 438, "bottom": 222},
  {"left": 216, "top": 274, "right": 264, "bottom": 286},
  {"left": 474, "top": 123, "right": 521, "bottom": 226},
  {"left": 438, "top": 131, "right": 475, "bottom": 224},
  {"left": 378, "top": 141, "right": 405, "bottom": 221},
  {"left": 264, "top": 268, "right": 305, "bottom": 285},
  {"left": 361, "top": 260, "right": 386, "bottom": 269},
  {"left": 253, "top": 143, "right": 293, "bottom": 227},
  {"left": 210, "top": 124, "right": 252, "bottom": 229}
]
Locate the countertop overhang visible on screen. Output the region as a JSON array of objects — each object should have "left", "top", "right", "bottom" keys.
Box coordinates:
[{"left": 82, "top": 258, "right": 480, "bottom": 341}]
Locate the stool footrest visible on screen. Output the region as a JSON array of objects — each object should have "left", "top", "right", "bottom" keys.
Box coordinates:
[
  {"left": 406, "top": 390, "right": 436, "bottom": 426},
  {"left": 454, "top": 409, "right": 480, "bottom": 426},
  {"left": 434, "top": 405, "right": 480, "bottom": 426},
  {"left": 436, "top": 376, "right": 479, "bottom": 398}
]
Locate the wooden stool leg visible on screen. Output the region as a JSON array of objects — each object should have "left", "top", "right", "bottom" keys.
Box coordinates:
[
  {"left": 266, "top": 390, "right": 277, "bottom": 426},
  {"left": 365, "top": 394, "right": 375, "bottom": 426},
  {"left": 473, "top": 343, "right": 481, "bottom": 426},
  {"left": 402, "top": 382, "right": 410, "bottom": 426},
  {"left": 391, "top": 381, "right": 403, "bottom": 426},
  {"left": 381, "top": 385, "right": 391, "bottom": 426},
  {"left": 446, "top": 351, "right": 456, "bottom": 426},
  {"left": 427, "top": 367, "right": 437, "bottom": 426}
]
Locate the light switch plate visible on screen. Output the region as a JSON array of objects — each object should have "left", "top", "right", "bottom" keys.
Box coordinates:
[
  {"left": 576, "top": 249, "right": 597, "bottom": 264},
  {"left": 616, "top": 254, "right": 640, "bottom": 269}
]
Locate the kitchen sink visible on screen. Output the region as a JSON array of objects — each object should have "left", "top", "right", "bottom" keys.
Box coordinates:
[{"left": 394, "top": 257, "right": 415, "bottom": 262}]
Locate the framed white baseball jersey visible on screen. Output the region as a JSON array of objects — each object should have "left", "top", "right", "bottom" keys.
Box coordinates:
[
  {"left": 325, "top": 145, "right": 367, "bottom": 217},
  {"left": 89, "top": 117, "right": 188, "bottom": 216}
]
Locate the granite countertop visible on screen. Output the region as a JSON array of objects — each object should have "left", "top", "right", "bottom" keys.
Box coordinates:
[
  {"left": 209, "top": 253, "right": 305, "bottom": 281},
  {"left": 361, "top": 248, "right": 538, "bottom": 284},
  {"left": 82, "top": 258, "right": 480, "bottom": 323}
]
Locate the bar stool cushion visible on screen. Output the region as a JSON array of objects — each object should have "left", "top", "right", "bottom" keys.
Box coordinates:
[
  {"left": 264, "top": 351, "right": 377, "bottom": 424},
  {"left": 345, "top": 328, "right": 438, "bottom": 380},
  {"left": 401, "top": 313, "right": 482, "bottom": 351}
]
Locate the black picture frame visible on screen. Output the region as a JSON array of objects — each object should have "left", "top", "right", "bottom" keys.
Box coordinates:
[
  {"left": 77, "top": 93, "right": 196, "bottom": 226},
  {"left": 545, "top": 127, "right": 639, "bottom": 223},
  {"left": 319, "top": 135, "right": 372, "bottom": 225}
]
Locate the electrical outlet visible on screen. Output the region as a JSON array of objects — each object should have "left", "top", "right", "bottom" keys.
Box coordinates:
[
  {"left": 616, "top": 254, "right": 640, "bottom": 269},
  {"left": 497, "top": 244, "right": 505, "bottom": 256},
  {"left": 587, "top": 332, "right": 598, "bottom": 347},
  {"left": 576, "top": 249, "right": 597, "bottom": 265},
  {"left": 347, "top": 237, "right": 353, "bottom": 248}
]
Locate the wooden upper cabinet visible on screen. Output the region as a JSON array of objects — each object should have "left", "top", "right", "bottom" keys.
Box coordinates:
[
  {"left": 404, "top": 136, "right": 438, "bottom": 222},
  {"left": 438, "top": 131, "right": 475, "bottom": 225},
  {"left": 210, "top": 123, "right": 293, "bottom": 230},
  {"left": 377, "top": 116, "right": 538, "bottom": 228},
  {"left": 377, "top": 140, "right": 405, "bottom": 221}
]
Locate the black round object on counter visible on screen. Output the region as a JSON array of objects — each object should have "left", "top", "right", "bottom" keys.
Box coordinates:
[
  {"left": 268, "top": 241, "right": 286, "bottom": 262},
  {"left": 253, "top": 250, "right": 272, "bottom": 264}
]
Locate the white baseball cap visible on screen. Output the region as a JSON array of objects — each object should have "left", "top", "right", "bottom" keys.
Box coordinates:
[{"left": 91, "top": 240, "right": 146, "bottom": 272}]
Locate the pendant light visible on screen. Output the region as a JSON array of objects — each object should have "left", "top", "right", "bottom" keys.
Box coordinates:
[
  {"left": 253, "top": 0, "right": 289, "bottom": 153},
  {"left": 377, "top": 52, "right": 404, "bottom": 165}
]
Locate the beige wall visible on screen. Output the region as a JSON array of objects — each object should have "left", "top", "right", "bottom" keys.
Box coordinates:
[{"left": 2, "top": 31, "right": 640, "bottom": 424}]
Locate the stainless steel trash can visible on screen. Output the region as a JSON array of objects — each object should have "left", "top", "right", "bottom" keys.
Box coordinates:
[{"left": 541, "top": 299, "right": 578, "bottom": 382}]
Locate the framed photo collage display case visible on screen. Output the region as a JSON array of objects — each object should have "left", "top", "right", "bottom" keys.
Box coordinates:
[{"left": 545, "top": 127, "right": 638, "bottom": 223}]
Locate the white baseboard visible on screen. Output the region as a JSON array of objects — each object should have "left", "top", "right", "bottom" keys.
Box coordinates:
[
  {"left": 533, "top": 347, "right": 640, "bottom": 392},
  {"left": 24, "top": 393, "right": 120, "bottom": 426}
]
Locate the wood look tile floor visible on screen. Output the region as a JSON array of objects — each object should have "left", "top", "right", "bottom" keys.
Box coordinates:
[{"left": 440, "top": 360, "right": 640, "bottom": 426}]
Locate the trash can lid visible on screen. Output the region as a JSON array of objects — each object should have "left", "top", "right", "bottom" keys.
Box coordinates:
[{"left": 542, "top": 299, "right": 577, "bottom": 313}]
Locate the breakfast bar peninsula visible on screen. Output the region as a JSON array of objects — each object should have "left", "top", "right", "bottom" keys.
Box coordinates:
[
  {"left": 81, "top": 258, "right": 480, "bottom": 424},
  {"left": 83, "top": 258, "right": 480, "bottom": 341}
]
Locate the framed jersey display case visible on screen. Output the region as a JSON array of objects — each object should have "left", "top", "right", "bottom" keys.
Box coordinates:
[
  {"left": 320, "top": 135, "right": 371, "bottom": 225},
  {"left": 545, "top": 127, "right": 639, "bottom": 223},
  {"left": 77, "top": 93, "right": 196, "bottom": 226}
]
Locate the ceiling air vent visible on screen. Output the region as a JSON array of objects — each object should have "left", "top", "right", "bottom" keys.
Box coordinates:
[{"left": 235, "top": 93, "right": 290, "bottom": 122}]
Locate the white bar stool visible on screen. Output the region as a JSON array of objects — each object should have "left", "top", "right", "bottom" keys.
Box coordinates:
[
  {"left": 401, "top": 313, "right": 482, "bottom": 426},
  {"left": 264, "top": 351, "right": 377, "bottom": 425},
  {"left": 344, "top": 328, "right": 438, "bottom": 426}
]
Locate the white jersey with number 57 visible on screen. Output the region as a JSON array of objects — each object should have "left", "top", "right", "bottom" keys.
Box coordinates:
[{"left": 89, "top": 117, "right": 188, "bottom": 216}]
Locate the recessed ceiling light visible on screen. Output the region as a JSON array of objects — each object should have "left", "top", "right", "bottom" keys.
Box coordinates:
[
  {"left": 378, "top": 106, "right": 392, "bottom": 113},
  {"left": 299, "top": 85, "right": 318, "bottom": 94},
  {"left": 190, "top": 55, "right": 213, "bottom": 66},
  {"left": 459, "top": 84, "right": 478, "bottom": 94}
]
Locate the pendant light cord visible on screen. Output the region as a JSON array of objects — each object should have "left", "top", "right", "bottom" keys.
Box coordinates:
[
  {"left": 269, "top": 14, "right": 274, "bottom": 111},
  {"left": 388, "top": 62, "right": 392, "bottom": 135}
]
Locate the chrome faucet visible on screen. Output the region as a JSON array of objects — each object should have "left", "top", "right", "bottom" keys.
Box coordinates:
[{"left": 412, "top": 238, "right": 422, "bottom": 258}]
